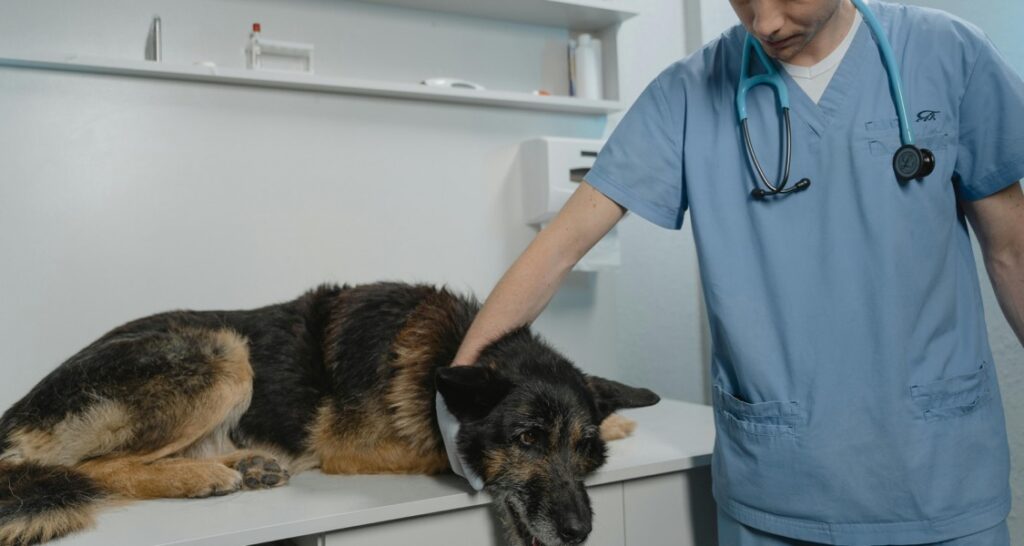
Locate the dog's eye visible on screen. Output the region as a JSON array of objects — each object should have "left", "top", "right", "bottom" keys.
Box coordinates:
[{"left": 518, "top": 431, "right": 538, "bottom": 447}]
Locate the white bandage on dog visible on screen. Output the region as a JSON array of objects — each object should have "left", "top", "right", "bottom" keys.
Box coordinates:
[{"left": 435, "top": 392, "right": 485, "bottom": 491}]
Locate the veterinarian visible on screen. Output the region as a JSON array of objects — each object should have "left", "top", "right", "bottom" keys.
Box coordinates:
[{"left": 444, "top": 0, "right": 1024, "bottom": 544}]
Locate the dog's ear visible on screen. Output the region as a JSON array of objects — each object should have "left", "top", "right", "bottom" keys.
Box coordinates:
[
  {"left": 585, "top": 375, "right": 660, "bottom": 421},
  {"left": 436, "top": 366, "right": 512, "bottom": 422}
]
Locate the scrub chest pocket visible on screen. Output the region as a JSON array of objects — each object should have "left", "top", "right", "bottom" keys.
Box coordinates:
[{"left": 862, "top": 115, "right": 955, "bottom": 158}]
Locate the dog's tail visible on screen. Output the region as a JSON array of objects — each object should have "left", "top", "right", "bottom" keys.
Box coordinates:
[{"left": 0, "top": 461, "right": 107, "bottom": 545}]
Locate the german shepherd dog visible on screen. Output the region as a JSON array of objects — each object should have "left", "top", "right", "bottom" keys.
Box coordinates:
[{"left": 0, "top": 282, "right": 660, "bottom": 546}]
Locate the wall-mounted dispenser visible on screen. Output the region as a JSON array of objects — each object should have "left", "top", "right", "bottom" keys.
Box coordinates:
[{"left": 521, "top": 137, "right": 619, "bottom": 272}]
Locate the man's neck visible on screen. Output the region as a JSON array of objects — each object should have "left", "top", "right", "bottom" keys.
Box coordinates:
[{"left": 789, "top": 0, "right": 858, "bottom": 67}]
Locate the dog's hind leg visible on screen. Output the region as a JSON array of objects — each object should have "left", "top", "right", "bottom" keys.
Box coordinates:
[
  {"left": 72, "top": 328, "right": 263, "bottom": 499},
  {"left": 5, "top": 326, "right": 263, "bottom": 500},
  {"left": 4, "top": 327, "right": 254, "bottom": 466}
]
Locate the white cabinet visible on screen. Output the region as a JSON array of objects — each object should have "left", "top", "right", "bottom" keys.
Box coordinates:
[
  {"left": 300, "top": 470, "right": 715, "bottom": 546},
  {"left": 320, "top": 503, "right": 502, "bottom": 545},
  {"left": 623, "top": 467, "right": 717, "bottom": 546},
  {"left": 318, "top": 482, "right": 627, "bottom": 546},
  {"left": 589, "top": 483, "right": 627, "bottom": 546}
]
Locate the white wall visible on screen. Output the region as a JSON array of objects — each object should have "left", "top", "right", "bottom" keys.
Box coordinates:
[
  {"left": 0, "top": 1, "right": 701, "bottom": 414},
  {"left": 605, "top": 0, "right": 705, "bottom": 404},
  {"left": 684, "top": 0, "right": 739, "bottom": 51}
]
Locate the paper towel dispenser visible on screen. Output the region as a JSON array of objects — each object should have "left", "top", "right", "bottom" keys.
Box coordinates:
[
  {"left": 521, "top": 137, "right": 605, "bottom": 225},
  {"left": 520, "top": 137, "right": 619, "bottom": 271}
]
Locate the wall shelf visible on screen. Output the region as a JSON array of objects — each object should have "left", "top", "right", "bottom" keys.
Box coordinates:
[
  {"left": 351, "top": 0, "right": 639, "bottom": 32},
  {"left": 0, "top": 55, "right": 624, "bottom": 115}
]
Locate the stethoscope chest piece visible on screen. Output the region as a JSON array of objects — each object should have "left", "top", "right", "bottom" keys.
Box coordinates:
[{"left": 893, "top": 144, "right": 935, "bottom": 182}]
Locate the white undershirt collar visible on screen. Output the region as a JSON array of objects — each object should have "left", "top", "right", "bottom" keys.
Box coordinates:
[{"left": 781, "top": 10, "right": 863, "bottom": 80}]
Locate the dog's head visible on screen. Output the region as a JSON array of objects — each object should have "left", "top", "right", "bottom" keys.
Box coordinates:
[{"left": 435, "top": 328, "right": 660, "bottom": 546}]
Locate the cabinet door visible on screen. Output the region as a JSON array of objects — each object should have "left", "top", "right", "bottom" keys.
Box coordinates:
[
  {"left": 586, "top": 482, "right": 625, "bottom": 546},
  {"left": 323, "top": 482, "right": 624, "bottom": 546},
  {"left": 323, "top": 503, "right": 501, "bottom": 545},
  {"left": 622, "top": 467, "right": 717, "bottom": 546}
]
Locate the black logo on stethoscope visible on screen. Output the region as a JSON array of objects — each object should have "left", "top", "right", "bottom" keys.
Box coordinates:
[{"left": 916, "top": 110, "right": 940, "bottom": 122}]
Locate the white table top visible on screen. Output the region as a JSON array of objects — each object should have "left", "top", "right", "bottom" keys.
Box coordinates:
[{"left": 53, "top": 399, "right": 714, "bottom": 546}]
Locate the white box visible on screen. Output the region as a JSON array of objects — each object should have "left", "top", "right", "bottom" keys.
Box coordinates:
[
  {"left": 247, "top": 37, "right": 315, "bottom": 74},
  {"left": 521, "top": 137, "right": 605, "bottom": 225}
]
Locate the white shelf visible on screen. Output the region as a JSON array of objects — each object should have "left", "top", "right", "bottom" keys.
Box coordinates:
[
  {"left": 51, "top": 400, "right": 714, "bottom": 546},
  {"left": 0, "top": 55, "right": 624, "bottom": 115},
  {"left": 351, "top": 0, "right": 639, "bottom": 32}
]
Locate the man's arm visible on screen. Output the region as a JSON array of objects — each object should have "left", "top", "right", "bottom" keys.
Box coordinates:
[
  {"left": 452, "top": 181, "right": 626, "bottom": 365},
  {"left": 961, "top": 182, "right": 1024, "bottom": 346}
]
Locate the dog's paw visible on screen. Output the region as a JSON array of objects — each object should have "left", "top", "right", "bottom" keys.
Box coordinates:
[
  {"left": 599, "top": 413, "right": 637, "bottom": 441},
  {"left": 235, "top": 455, "right": 290, "bottom": 489}
]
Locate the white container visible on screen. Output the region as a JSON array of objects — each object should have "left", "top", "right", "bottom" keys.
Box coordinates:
[
  {"left": 145, "top": 16, "right": 162, "bottom": 62},
  {"left": 521, "top": 137, "right": 604, "bottom": 225},
  {"left": 520, "top": 137, "right": 618, "bottom": 271},
  {"left": 246, "top": 23, "right": 315, "bottom": 74},
  {"left": 573, "top": 34, "right": 603, "bottom": 100}
]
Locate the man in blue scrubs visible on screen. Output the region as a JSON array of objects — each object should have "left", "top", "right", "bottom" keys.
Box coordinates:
[{"left": 449, "top": 0, "right": 1024, "bottom": 543}]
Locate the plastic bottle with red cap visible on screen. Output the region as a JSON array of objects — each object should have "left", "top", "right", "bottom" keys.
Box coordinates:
[{"left": 247, "top": 22, "right": 261, "bottom": 69}]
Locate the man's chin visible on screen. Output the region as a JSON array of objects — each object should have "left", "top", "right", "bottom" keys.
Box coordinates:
[
  {"left": 763, "top": 44, "right": 802, "bottom": 62},
  {"left": 757, "top": 34, "right": 811, "bottom": 63}
]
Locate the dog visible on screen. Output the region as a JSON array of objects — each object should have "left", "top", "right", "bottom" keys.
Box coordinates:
[{"left": 0, "top": 282, "right": 660, "bottom": 546}]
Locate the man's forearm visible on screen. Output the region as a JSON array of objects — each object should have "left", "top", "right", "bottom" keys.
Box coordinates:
[
  {"left": 452, "top": 182, "right": 626, "bottom": 365},
  {"left": 452, "top": 240, "right": 576, "bottom": 365},
  {"left": 983, "top": 246, "right": 1024, "bottom": 346},
  {"left": 963, "top": 182, "right": 1024, "bottom": 347}
]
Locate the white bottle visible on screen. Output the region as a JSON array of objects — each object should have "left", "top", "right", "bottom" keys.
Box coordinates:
[
  {"left": 246, "top": 23, "right": 262, "bottom": 69},
  {"left": 574, "top": 34, "right": 603, "bottom": 100}
]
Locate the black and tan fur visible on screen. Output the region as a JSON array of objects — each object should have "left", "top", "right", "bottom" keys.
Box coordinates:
[{"left": 0, "top": 282, "right": 659, "bottom": 546}]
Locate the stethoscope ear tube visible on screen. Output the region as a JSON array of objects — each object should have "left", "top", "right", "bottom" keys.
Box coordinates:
[
  {"left": 743, "top": 108, "right": 811, "bottom": 199},
  {"left": 737, "top": 33, "right": 810, "bottom": 200},
  {"left": 739, "top": 0, "right": 936, "bottom": 199}
]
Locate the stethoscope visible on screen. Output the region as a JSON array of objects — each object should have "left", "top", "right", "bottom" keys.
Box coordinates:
[{"left": 737, "top": 0, "right": 935, "bottom": 200}]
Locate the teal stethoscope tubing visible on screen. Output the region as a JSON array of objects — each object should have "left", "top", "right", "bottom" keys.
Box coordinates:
[
  {"left": 851, "top": 0, "right": 913, "bottom": 144},
  {"left": 737, "top": 0, "right": 930, "bottom": 198}
]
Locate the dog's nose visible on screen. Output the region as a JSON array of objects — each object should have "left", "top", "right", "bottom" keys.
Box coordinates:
[{"left": 557, "top": 516, "right": 591, "bottom": 544}]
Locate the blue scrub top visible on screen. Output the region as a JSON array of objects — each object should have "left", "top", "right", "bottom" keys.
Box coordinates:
[{"left": 585, "top": 1, "right": 1024, "bottom": 544}]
